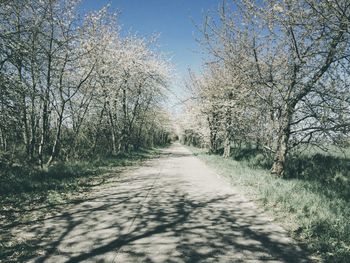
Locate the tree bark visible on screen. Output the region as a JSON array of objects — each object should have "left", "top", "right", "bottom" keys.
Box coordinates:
[
  {"left": 271, "top": 105, "right": 293, "bottom": 177},
  {"left": 223, "top": 103, "right": 232, "bottom": 158},
  {"left": 223, "top": 136, "right": 231, "bottom": 158},
  {"left": 38, "top": 93, "right": 49, "bottom": 167},
  {"left": 47, "top": 101, "right": 65, "bottom": 166},
  {"left": 38, "top": 3, "right": 54, "bottom": 168},
  {"left": 106, "top": 102, "right": 117, "bottom": 155},
  {"left": 0, "top": 126, "right": 6, "bottom": 151},
  {"left": 208, "top": 111, "right": 219, "bottom": 154},
  {"left": 119, "top": 84, "right": 128, "bottom": 153},
  {"left": 92, "top": 101, "right": 107, "bottom": 154}
]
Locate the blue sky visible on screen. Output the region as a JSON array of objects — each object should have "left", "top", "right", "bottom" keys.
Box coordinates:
[{"left": 78, "top": 0, "right": 221, "bottom": 107}]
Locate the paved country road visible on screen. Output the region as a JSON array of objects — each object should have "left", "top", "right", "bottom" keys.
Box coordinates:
[{"left": 10, "top": 143, "right": 309, "bottom": 263}]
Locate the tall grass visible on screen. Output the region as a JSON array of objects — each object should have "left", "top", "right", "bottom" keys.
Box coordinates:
[
  {"left": 0, "top": 148, "right": 161, "bottom": 261},
  {"left": 189, "top": 146, "right": 350, "bottom": 262},
  {"left": 0, "top": 148, "right": 159, "bottom": 221}
]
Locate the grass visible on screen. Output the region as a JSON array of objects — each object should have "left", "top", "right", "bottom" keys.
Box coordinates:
[
  {"left": 0, "top": 148, "right": 161, "bottom": 261},
  {"left": 188, "top": 146, "right": 350, "bottom": 262}
]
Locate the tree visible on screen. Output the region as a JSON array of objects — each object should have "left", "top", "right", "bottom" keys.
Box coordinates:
[
  {"left": 187, "top": 0, "right": 350, "bottom": 176},
  {"left": 0, "top": 1, "right": 173, "bottom": 167}
]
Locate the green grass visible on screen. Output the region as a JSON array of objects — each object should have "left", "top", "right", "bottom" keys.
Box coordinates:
[
  {"left": 189, "top": 146, "right": 350, "bottom": 262},
  {"left": 0, "top": 148, "right": 160, "bottom": 214},
  {"left": 0, "top": 148, "right": 160, "bottom": 261}
]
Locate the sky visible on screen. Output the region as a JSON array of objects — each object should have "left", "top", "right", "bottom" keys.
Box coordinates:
[{"left": 78, "top": 0, "right": 221, "bottom": 109}]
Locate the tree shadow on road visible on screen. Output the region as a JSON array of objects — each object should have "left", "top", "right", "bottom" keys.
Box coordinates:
[
  {"left": 4, "top": 189, "right": 303, "bottom": 262},
  {"left": 3, "top": 167, "right": 310, "bottom": 263}
]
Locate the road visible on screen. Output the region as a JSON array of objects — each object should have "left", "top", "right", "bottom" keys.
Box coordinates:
[{"left": 11, "top": 143, "right": 308, "bottom": 263}]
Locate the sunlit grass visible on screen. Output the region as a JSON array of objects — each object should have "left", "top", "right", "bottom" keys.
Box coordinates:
[{"left": 189, "top": 146, "right": 350, "bottom": 262}]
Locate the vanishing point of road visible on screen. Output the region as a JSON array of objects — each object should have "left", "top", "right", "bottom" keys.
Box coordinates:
[{"left": 12, "top": 143, "right": 309, "bottom": 263}]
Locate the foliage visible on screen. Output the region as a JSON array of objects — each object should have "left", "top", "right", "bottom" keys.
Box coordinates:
[
  {"left": 0, "top": 0, "right": 174, "bottom": 167},
  {"left": 181, "top": 0, "right": 350, "bottom": 176}
]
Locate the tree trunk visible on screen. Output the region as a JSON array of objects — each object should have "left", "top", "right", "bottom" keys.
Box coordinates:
[
  {"left": 256, "top": 137, "right": 260, "bottom": 150},
  {"left": 46, "top": 115, "right": 62, "bottom": 166},
  {"left": 0, "top": 126, "right": 6, "bottom": 151},
  {"left": 38, "top": 96, "right": 49, "bottom": 168},
  {"left": 0, "top": 88, "right": 7, "bottom": 151},
  {"left": 28, "top": 111, "right": 38, "bottom": 161},
  {"left": 271, "top": 106, "right": 293, "bottom": 177},
  {"left": 107, "top": 105, "right": 117, "bottom": 155},
  {"left": 21, "top": 93, "right": 30, "bottom": 156},
  {"left": 39, "top": 9, "right": 54, "bottom": 168},
  {"left": 119, "top": 85, "right": 128, "bottom": 153},
  {"left": 28, "top": 80, "right": 38, "bottom": 161},
  {"left": 223, "top": 135, "right": 231, "bottom": 158},
  {"left": 47, "top": 102, "right": 65, "bottom": 166},
  {"left": 223, "top": 105, "right": 232, "bottom": 158},
  {"left": 92, "top": 101, "right": 107, "bottom": 154},
  {"left": 208, "top": 111, "right": 219, "bottom": 154},
  {"left": 209, "top": 128, "right": 218, "bottom": 154}
]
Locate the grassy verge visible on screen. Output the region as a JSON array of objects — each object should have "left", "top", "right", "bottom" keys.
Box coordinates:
[
  {"left": 0, "top": 148, "right": 161, "bottom": 261},
  {"left": 188, "top": 146, "right": 350, "bottom": 262}
]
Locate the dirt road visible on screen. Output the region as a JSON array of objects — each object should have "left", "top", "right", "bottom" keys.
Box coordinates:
[{"left": 11, "top": 143, "right": 308, "bottom": 262}]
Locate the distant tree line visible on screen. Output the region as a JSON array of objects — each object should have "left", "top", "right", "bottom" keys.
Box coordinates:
[
  {"left": 180, "top": 0, "right": 350, "bottom": 176},
  {"left": 0, "top": 0, "right": 173, "bottom": 167}
]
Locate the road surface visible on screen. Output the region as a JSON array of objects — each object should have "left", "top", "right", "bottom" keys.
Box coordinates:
[{"left": 11, "top": 143, "right": 308, "bottom": 262}]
